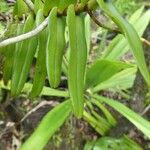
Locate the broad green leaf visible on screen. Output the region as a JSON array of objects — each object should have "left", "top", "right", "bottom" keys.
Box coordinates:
[
  {"left": 20, "top": 100, "right": 71, "bottom": 150},
  {"left": 93, "top": 94, "right": 150, "bottom": 139},
  {"left": 84, "top": 136, "right": 142, "bottom": 150},
  {"left": 102, "top": 8, "right": 150, "bottom": 60},
  {"left": 86, "top": 59, "right": 133, "bottom": 88},
  {"left": 92, "top": 67, "right": 136, "bottom": 93}
]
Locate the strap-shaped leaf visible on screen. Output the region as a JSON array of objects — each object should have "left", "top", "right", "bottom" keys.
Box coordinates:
[
  {"left": 97, "top": 0, "right": 150, "bottom": 86},
  {"left": 93, "top": 94, "right": 150, "bottom": 139},
  {"left": 11, "top": 14, "right": 38, "bottom": 96},
  {"left": 102, "top": 7, "right": 150, "bottom": 60},
  {"left": 84, "top": 136, "right": 142, "bottom": 150},
  {"left": 30, "top": 9, "right": 47, "bottom": 98},
  {"left": 20, "top": 100, "right": 71, "bottom": 150},
  {"left": 67, "top": 5, "right": 87, "bottom": 118}
]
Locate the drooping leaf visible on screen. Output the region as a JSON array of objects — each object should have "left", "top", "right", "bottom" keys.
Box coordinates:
[
  {"left": 97, "top": 0, "right": 150, "bottom": 88},
  {"left": 102, "top": 7, "right": 150, "bottom": 60}
]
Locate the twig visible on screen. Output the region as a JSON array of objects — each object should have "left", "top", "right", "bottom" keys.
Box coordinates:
[
  {"left": 88, "top": 10, "right": 150, "bottom": 46},
  {"left": 141, "top": 105, "right": 150, "bottom": 116},
  {"left": 0, "top": 3, "right": 149, "bottom": 48},
  {"left": 141, "top": 38, "right": 150, "bottom": 47},
  {"left": 23, "top": 0, "right": 34, "bottom": 12},
  {"left": 88, "top": 10, "right": 121, "bottom": 34},
  {"left": 0, "top": 17, "right": 48, "bottom": 48},
  {"left": 20, "top": 101, "right": 59, "bottom": 122}
]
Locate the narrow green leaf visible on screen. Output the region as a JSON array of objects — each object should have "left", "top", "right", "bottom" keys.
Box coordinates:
[
  {"left": 20, "top": 100, "right": 71, "bottom": 150},
  {"left": 93, "top": 94, "right": 150, "bottom": 139},
  {"left": 84, "top": 14, "right": 91, "bottom": 53},
  {"left": 97, "top": 0, "right": 150, "bottom": 87},
  {"left": 91, "top": 98, "right": 117, "bottom": 126},
  {"left": 102, "top": 7, "right": 150, "bottom": 60},
  {"left": 84, "top": 136, "right": 142, "bottom": 150},
  {"left": 83, "top": 111, "right": 107, "bottom": 135}
]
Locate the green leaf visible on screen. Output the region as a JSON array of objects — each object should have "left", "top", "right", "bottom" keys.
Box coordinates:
[
  {"left": 20, "top": 100, "right": 71, "bottom": 150},
  {"left": 93, "top": 94, "right": 150, "bottom": 139},
  {"left": 34, "top": 0, "right": 44, "bottom": 13},
  {"left": 44, "top": 0, "right": 77, "bottom": 15},
  {"left": 84, "top": 14, "right": 91, "bottom": 53},
  {"left": 13, "top": 0, "right": 28, "bottom": 18},
  {"left": 58, "top": 0, "right": 77, "bottom": 11},
  {"left": 0, "top": 81, "right": 69, "bottom": 97},
  {"left": 86, "top": 59, "right": 133, "bottom": 88},
  {"left": 92, "top": 67, "right": 136, "bottom": 93},
  {"left": 102, "top": 7, "right": 150, "bottom": 60},
  {"left": 84, "top": 136, "right": 142, "bottom": 150},
  {"left": 91, "top": 99, "right": 117, "bottom": 126},
  {"left": 83, "top": 111, "right": 108, "bottom": 135},
  {"left": 97, "top": 0, "right": 150, "bottom": 88},
  {"left": 44, "top": 0, "right": 59, "bottom": 16}
]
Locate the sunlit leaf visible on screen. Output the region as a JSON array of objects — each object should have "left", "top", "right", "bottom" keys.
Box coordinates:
[
  {"left": 92, "top": 67, "right": 136, "bottom": 93},
  {"left": 20, "top": 100, "right": 71, "bottom": 150},
  {"left": 86, "top": 59, "right": 133, "bottom": 88}
]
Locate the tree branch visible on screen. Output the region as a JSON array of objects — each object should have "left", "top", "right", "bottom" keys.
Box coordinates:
[
  {"left": 0, "top": 0, "right": 148, "bottom": 48},
  {"left": 0, "top": 17, "right": 48, "bottom": 48},
  {"left": 141, "top": 37, "right": 150, "bottom": 47},
  {"left": 23, "top": 0, "right": 34, "bottom": 12},
  {"left": 87, "top": 10, "right": 121, "bottom": 33}
]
